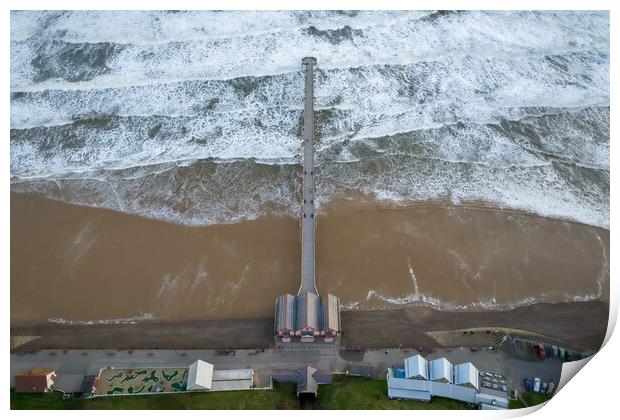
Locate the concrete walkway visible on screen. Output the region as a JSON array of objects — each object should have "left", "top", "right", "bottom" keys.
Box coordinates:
[{"left": 11, "top": 346, "right": 564, "bottom": 394}]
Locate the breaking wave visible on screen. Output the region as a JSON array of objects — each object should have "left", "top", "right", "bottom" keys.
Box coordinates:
[{"left": 10, "top": 10, "right": 609, "bottom": 229}]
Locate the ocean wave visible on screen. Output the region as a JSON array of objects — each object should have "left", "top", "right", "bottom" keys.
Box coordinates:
[
  {"left": 12, "top": 10, "right": 426, "bottom": 45},
  {"left": 10, "top": 47, "right": 609, "bottom": 95},
  {"left": 9, "top": 10, "right": 610, "bottom": 230},
  {"left": 10, "top": 11, "right": 608, "bottom": 92},
  {"left": 11, "top": 107, "right": 608, "bottom": 178},
  {"left": 362, "top": 290, "right": 603, "bottom": 312},
  {"left": 47, "top": 313, "right": 155, "bottom": 325},
  {"left": 359, "top": 255, "right": 605, "bottom": 311}
]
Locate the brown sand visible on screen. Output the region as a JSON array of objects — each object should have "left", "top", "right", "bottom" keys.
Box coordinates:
[
  {"left": 11, "top": 192, "right": 609, "bottom": 327},
  {"left": 10, "top": 300, "right": 608, "bottom": 352},
  {"left": 11, "top": 192, "right": 301, "bottom": 325},
  {"left": 340, "top": 300, "right": 608, "bottom": 351},
  {"left": 317, "top": 199, "right": 609, "bottom": 310}
]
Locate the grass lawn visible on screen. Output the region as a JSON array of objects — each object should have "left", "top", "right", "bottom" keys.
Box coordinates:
[
  {"left": 12, "top": 377, "right": 477, "bottom": 410},
  {"left": 520, "top": 391, "right": 552, "bottom": 407},
  {"left": 11, "top": 382, "right": 299, "bottom": 410},
  {"left": 508, "top": 391, "right": 553, "bottom": 409},
  {"left": 314, "top": 376, "right": 471, "bottom": 410}
]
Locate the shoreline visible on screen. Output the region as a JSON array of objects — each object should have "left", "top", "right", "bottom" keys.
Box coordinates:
[
  {"left": 11, "top": 300, "right": 609, "bottom": 353},
  {"left": 320, "top": 191, "right": 610, "bottom": 231},
  {"left": 10, "top": 190, "right": 610, "bottom": 231}
]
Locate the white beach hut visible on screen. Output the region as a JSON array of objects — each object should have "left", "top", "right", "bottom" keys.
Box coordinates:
[
  {"left": 429, "top": 357, "right": 453, "bottom": 383},
  {"left": 454, "top": 362, "right": 479, "bottom": 389},
  {"left": 404, "top": 354, "right": 429, "bottom": 380}
]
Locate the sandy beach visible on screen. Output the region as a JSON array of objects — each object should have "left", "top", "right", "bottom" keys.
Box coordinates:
[
  {"left": 11, "top": 192, "right": 609, "bottom": 326},
  {"left": 10, "top": 191, "right": 609, "bottom": 354}
]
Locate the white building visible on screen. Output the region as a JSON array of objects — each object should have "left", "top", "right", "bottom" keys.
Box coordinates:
[
  {"left": 404, "top": 354, "right": 428, "bottom": 380},
  {"left": 187, "top": 360, "right": 254, "bottom": 392},
  {"left": 187, "top": 360, "right": 214, "bottom": 391},
  {"left": 454, "top": 362, "right": 479, "bottom": 389},
  {"left": 387, "top": 355, "right": 509, "bottom": 409},
  {"left": 429, "top": 357, "right": 453, "bottom": 383},
  {"left": 211, "top": 368, "right": 254, "bottom": 391}
]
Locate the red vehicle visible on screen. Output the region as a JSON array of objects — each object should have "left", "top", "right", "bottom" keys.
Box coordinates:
[{"left": 535, "top": 343, "right": 546, "bottom": 358}]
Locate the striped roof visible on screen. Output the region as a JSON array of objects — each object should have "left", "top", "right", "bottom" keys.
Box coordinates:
[
  {"left": 295, "top": 292, "right": 321, "bottom": 330},
  {"left": 274, "top": 294, "right": 295, "bottom": 332},
  {"left": 322, "top": 294, "right": 341, "bottom": 332}
]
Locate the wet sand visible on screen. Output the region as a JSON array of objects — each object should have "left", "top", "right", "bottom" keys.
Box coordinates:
[
  {"left": 10, "top": 300, "right": 608, "bottom": 352},
  {"left": 317, "top": 198, "right": 609, "bottom": 310},
  {"left": 11, "top": 192, "right": 609, "bottom": 327},
  {"left": 11, "top": 192, "right": 301, "bottom": 325}
]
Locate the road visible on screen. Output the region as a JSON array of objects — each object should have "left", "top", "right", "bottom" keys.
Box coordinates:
[{"left": 11, "top": 346, "right": 564, "bottom": 394}]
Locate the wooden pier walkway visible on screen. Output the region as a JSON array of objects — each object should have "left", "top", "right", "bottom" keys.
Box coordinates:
[{"left": 299, "top": 57, "right": 318, "bottom": 296}]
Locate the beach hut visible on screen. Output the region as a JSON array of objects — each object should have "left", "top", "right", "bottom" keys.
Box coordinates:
[
  {"left": 429, "top": 357, "right": 453, "bottom": 383},
  {"left": 454, "top": 362, "right": 479, "bottom": 389},
  {"left": 404, "top": 354, "right": 429, "bottom": 380}
]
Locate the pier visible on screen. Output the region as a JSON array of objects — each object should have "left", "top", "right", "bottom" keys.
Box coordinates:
[
  {"left": 300, "top": 57, "right": 318, "bottom": 296},
  {"left": 274, "top": 58, "right": 341, "bottom": 343}
]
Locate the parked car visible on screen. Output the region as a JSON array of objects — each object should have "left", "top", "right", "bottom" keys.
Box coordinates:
[
  {"left": 547, "top": 382, "right": 555, "bottom": 395},
  {"left": 541, "top": 382, "right": 548, "bottom": 394},
  {"left": 533, "top": 377, "right": 541, "bottom": 393},
  {"left": 524, "top": 377, "right": 533, "bottom": 392}
]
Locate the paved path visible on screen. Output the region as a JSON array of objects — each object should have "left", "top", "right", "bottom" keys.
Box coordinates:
[
  {"left": 11, "top": 346, "right": 563, "bottom": 394},
  {"left": 299, "top": 57, "right": 318, "bottom": 296}
]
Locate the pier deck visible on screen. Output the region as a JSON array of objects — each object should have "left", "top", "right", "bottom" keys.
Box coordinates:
[{"left": 299, "top": 57, "right": 318, "bottom": 296}]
